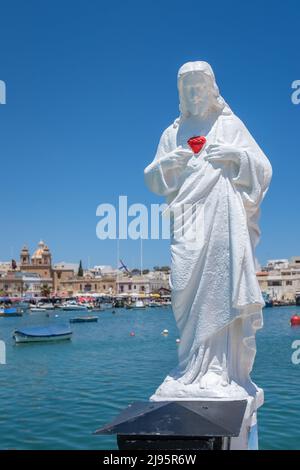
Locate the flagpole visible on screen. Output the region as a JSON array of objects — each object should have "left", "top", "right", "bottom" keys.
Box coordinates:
[
  {"left": 117, "top": 238, "right": 120, "bottom": 295},
  {"left": 140, "top": 237, "right": 143, "bottom": 276}
]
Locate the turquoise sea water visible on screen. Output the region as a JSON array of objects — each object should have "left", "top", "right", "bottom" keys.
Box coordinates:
[{"left": 0, "top": 306, "right": 299, "bottom": 450}]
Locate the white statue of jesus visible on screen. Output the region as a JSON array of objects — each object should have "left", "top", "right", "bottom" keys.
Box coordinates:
[{"left": 144, "top": 61, "right": 272, "bottom": 409}]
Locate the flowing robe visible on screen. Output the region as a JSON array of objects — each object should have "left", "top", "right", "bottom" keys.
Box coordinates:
[{"left": 144, "top": 111, "right": 272, "bottom": 401}]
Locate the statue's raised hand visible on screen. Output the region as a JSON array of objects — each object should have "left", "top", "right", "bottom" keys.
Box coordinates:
[
  {"left": 174, "top": 145, "right": 194, "bottom": 158},
  {"left": 205, "top": 143, "right": 240, "bottom": 164}
]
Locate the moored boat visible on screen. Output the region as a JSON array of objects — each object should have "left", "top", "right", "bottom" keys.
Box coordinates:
[
  {"left": 13, "top": 325, "right": 72, "bottom": 343},
  {"left": 69, "top": 316, "right": 98, "bottom": 323},
  {"left": 61, "top": 301, "right": 88, "bottom": 311},
  {"left": 0, "top": 307, "right": 22, "bottom": 317},
  {"left": 37, "top": 303, "right": 55, "bottom": 310},
  {"left": 132, "top": 300, "right": 146, "bottom": 309}
]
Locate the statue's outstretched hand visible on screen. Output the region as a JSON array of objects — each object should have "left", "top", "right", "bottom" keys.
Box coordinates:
[{"left": 205, "top": 143, "right": 240, "bottom": 164}]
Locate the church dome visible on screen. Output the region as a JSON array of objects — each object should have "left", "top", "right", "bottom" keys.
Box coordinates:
[{"left": 31, "top": 240, "right": 49, "bottom": 259}]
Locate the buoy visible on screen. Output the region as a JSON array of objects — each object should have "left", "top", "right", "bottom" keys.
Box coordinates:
[
  {"left": 130, "top": 331, "right": 135, "bottom": 337},
  {"left": 162, "top": 329, "right": 169, "bottom": 336},
  {"left": 176, "top": 338, "right": 181, "bottom": 344},
  {"left": 290, "top": 315, "right": 300, "bottom": 326},
  {"left": 55, "top": 314, "right": 59, "bottom": 318}
]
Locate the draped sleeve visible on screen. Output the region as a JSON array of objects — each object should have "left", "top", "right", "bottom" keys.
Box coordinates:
[
  {"left": 220, "top": 115, "right": 272, "bottom": 206},
  {"left": 144, "top": 125, "right": 192, "bottom": 197},
  {"left": 217, "top": 114, "right": 272, "bottom": 250}
]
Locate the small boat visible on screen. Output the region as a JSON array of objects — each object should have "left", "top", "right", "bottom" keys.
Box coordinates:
[
  {"left": 101, "top": 302, "right": 114, "bottom": 310},
  {"left": 13, "top": 324, "right": 72, "bottom": 343},
  {"left": 262, "top": 292, "right": 273, "bottom": 308},
  {"left": 132, "top": 300, "right": 146, "bottom": 309},
  {"left": 37, "top": 303, "right": 55, "bottom": 310},
  {"left": 69, "top": 316, "right": 98, "bottom": 323},
  {"left": 0, "top": 307, "right": 22, "bottom": 317},
  {"left": 15, "top": 301, "right": 30, "bottom": 312},
  {"left": 113, "top": 299, "right": 125, "bottom": 308},
  {"left": 30, "top": 307, "right": 47, "bottom": 313},
  {"left": 149, "top": 301, "right": 161, "bottom": 307},
  {"left": 62, "top": 301, "right": 88, "bottom": 311}
]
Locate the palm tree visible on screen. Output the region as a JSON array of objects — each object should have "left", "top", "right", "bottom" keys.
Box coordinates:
[{"left": 40, "top": 284, "right": 51, "bottom": 297}]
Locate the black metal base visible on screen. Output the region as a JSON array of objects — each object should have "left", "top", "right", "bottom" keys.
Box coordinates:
[
  {"left": 117, "top": 434, "right": 227, "bottom": 450},
  {"left": 95, "top": 400, "right": 247, "bottom": 451}
]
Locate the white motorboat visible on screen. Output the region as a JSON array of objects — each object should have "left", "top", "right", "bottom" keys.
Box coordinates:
[
  {"left": 99, "top": 302, "right": 114, "bottom": 310},
  {"left": 37, "top": 303, "right": 55, "bottom": 310},
  {"left": 61, "top": 301, "right": 88, "bottom": 311},
  {"left": 132, "top": 300, "right": 146, "bottom": 309},
  {"left": 30, "top": 307, "right": 47, "bottom": 313}
]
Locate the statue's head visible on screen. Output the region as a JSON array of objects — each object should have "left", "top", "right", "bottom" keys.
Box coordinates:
[{"left": 177, "top": 61, "right": 225, "bottom": 118}]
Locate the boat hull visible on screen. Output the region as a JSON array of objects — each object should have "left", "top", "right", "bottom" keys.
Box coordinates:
[
  {"left": 62, "top": 306, "right": 88, "bottom": 311},
  {"left": 13, "top": 332, "right": 72, "bottom": 343},
  {"left": 69, "top": 316, "right": 98, "bottom": 323}
]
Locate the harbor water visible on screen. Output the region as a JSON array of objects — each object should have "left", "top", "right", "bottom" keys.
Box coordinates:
[{"left": 0, "top": 305, "right": 299, "bottom": 449}]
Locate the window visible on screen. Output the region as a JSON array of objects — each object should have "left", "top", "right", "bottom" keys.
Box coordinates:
[
  {"left": 128, "top": 284, "right": 132, "bottom": 290},
  {"left": 286, "top": 280, "right": 293, "bottom": 286},
  {"left": 268, "top": 281, "right": 282, "bottom": 286},
  {"left": 134, "top": 285, "right": 136, "bottom": 289},
  {"left": 103, "top": 285, "right": 106, "bottom": 290},
  {"left": 120, "top": 285, "right": 124, "bottom": 292}
]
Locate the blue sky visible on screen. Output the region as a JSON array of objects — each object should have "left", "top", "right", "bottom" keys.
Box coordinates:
[{"left": 0, "top": 0, "right": 299, "bottom": 269}]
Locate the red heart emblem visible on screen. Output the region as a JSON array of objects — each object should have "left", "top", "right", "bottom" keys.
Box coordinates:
[{"left": 187, "top": 136, "right": 207, "bottom": 154}]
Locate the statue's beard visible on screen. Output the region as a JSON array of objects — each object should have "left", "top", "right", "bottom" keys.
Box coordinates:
[{"left": 182, "top": 103, "right": 212, "bottom": 119}]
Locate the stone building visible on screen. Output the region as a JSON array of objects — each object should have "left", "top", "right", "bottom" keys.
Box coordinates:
[
  {"left": 256, "top": 257, "right": 300, "bottom": 301},
  {"left": 0, "top": 272, "right": 47, "bottom": 297},
  {"left": 56, "top": 276, "right": 116, "bottom": 296},
  {"left": 116, "top": 272, "right": 170, "bottom": 295},
  {"left": 20, "top": 241, "right": 52, "bottom": 279}
]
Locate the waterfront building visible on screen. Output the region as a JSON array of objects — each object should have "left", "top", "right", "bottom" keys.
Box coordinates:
[
  {"left": 56, "top": 276, "right": 116, "bottom": 296},
  {"left": 116, "top": 275, "right": 151, "bottom": 295},
  {"left": 0, "top": 271, "right": 50, "bottom": 297},
  {"left": 52, "top": 262, "right": 78, "bottom": 294},
  {"left": 0, "top": 261, "right": 15, "bottom": 276},
  {"left": 116, "top": 271, "right": 170, "bottom": 296},
  {"left": 257, "top": 257, "right": 300, "bottom": 301}
]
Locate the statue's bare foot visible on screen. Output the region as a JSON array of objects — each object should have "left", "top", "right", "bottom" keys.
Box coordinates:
[{"left": 199, "top": 370, "right": 225, "bottom": 390}]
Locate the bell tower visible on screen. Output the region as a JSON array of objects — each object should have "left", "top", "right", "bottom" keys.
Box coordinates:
[
  {"left": 20, "top": 245, "right": 30, "bottom": 267},
  {"left": 42, "top": 244, "right": 52, "bottom": 266}
]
